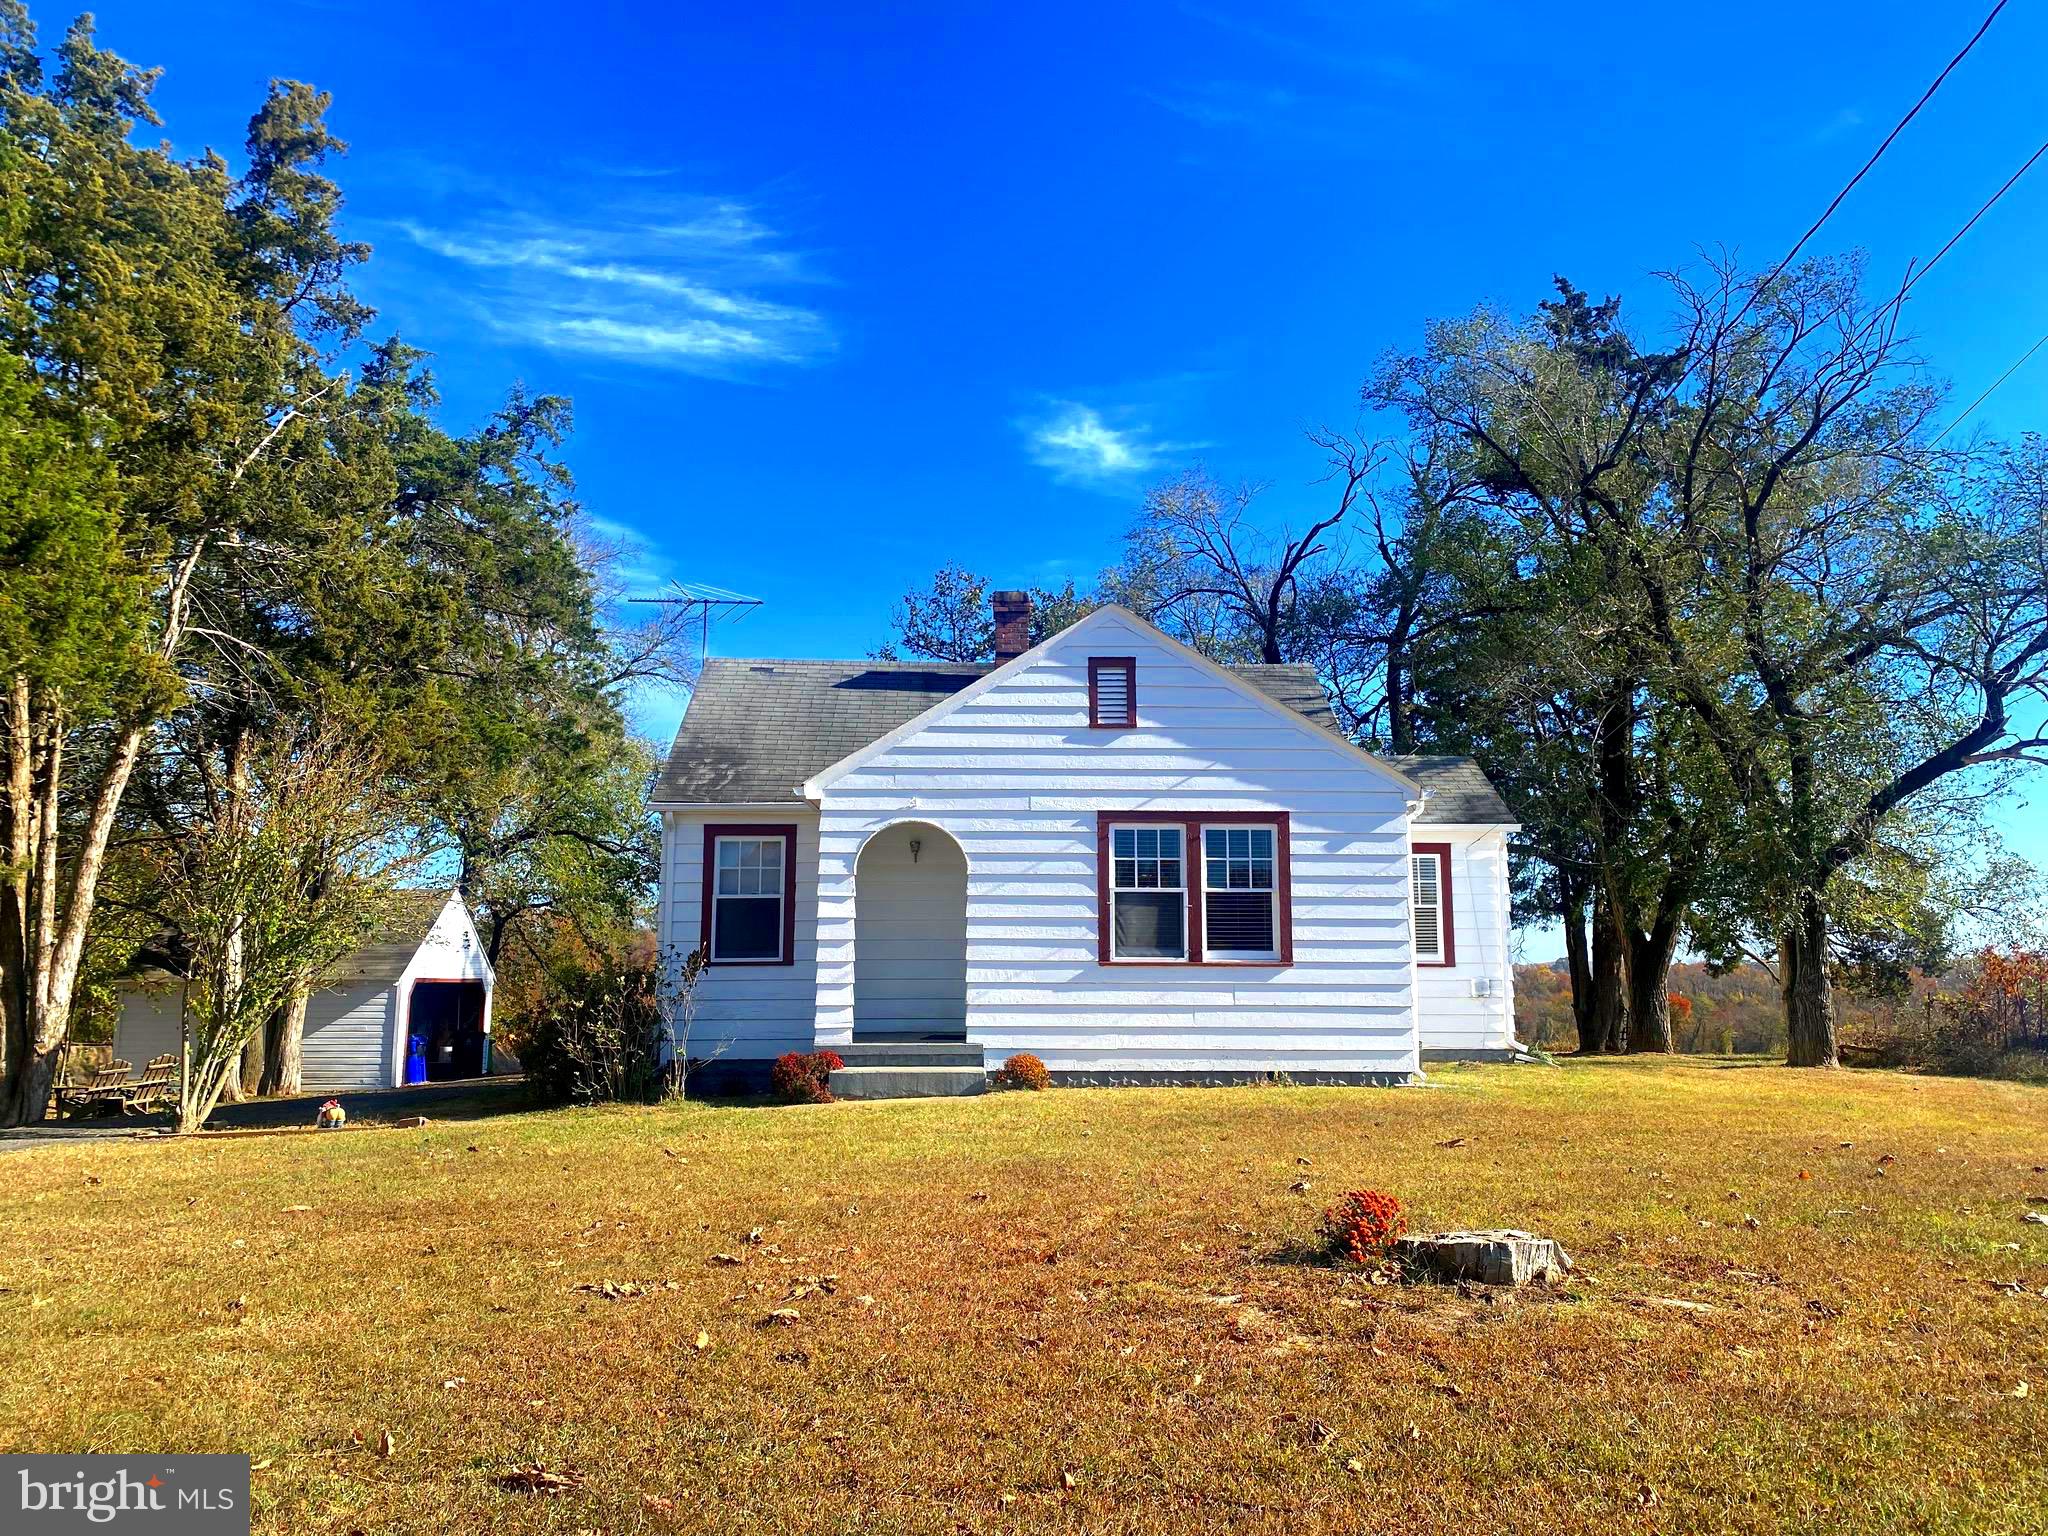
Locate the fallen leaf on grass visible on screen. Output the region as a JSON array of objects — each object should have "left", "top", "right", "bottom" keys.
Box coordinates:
[
  {"left": 281, "top": 1204, "right": 313, "bottom": 1213},
  {"left": 497, "top": 1464, "right": 584, "bottom": 1495},
  {"left": 1345, "top": 1457, "right": 1365, "bottom": 1474},
  {"left": 374, "top": 1429, "right": 395, "bottom": 1458},
  {"left": 1061, "top": 1470, "right": 1077, "bottom": 1490},
  {"left": 572, "top": 1279, "right": 652, "bottom": 1300},
  {"left": 1288, "top": 1180, "right": 1312, "bottom": 1194},
  {"left": 693, "top": 1331, "right": 711, "bottom": 1352},
  {"left": 2023, "top": 1213, "right": 2048, "bottom": 1227},
  {"left": 1436, "top": 1137, "right": 1467, "bottom": 1149},
  {"left": 441, "top": 1378, "right": 467, "bottom": 1390},
  {"left": 2016, "top": 1381, "right": 2031, "bottom": 1399},
  {"left": 643, "top": 1492, "right": 677, "bottom": 1513},
  {"left": 709, "top": 1253, "right": 743, "bottom": 1266},
  {"left": 1633, "top": 1296, "right": 1716, "bottom": 1314},
  {"left": 249, "top": 1458, "right": 272, "bottom": 1472},
  {"left": 764, "top": 1307, "right": 801, "bottom": 1326}
]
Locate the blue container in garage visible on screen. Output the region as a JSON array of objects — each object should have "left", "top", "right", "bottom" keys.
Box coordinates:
[{"left": 404, "top": 1034, "right": 427, "bottom": 1085}]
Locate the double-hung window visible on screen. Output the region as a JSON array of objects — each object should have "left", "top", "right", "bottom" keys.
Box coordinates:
[
  {"left": 1109, "top": 825, "right": 1187, "bottom": 959},
  {"left": 703, "top": 827, "right": 795, "bottom": 964},
  {"left": 1099, "top": 814, "right": 1292, "bottom": 964},
  {"left": 1203, "top": 825, "right": 1279, "bottom": 960},
  {"left": 1410, "top": 843, "right": 1453, "bottom": 966}
]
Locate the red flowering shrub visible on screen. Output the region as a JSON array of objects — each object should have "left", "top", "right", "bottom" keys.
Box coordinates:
[
  {"left": 771, "top": 1050, "right": 844, "bottom": 1104},
  {"left": 993, "top": 1052, "right": 1051, "bottom": 1091},
  {"left": 1320, "top": 1189, "right": 1407, "bottom": 1264}
]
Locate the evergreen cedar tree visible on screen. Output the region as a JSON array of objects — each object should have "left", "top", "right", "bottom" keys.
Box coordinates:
[{"left": 0, "top": 5, "right": 669, "bottom": 1125}]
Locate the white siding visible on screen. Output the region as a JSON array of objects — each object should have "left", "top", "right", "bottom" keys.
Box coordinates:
[
  {"left": 660, "top": 810, "right": 821, "bottom": 1061},
  {"left": 112, "top": 984, "right": 184, "bottom": 1072},
  {"left": 1413, "top": 826, "right": 1519, "bottom": 1053},
  {"left": 853, "top": 820, "right": 968, "bottom": 1035},
  {"left": 398, "top": 895, "right": 496, "bottom": 1069},
  {"left": 300, "top": 981, "right": 397, "bottom": 1092},
  {"left": 811, "top": 613, "right": 1421, "bottom": 1077}
]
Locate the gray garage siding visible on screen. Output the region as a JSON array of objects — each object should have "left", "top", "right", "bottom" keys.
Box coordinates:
[{"left": 299, "top": 981, "right": 397, "bottom": 1092}]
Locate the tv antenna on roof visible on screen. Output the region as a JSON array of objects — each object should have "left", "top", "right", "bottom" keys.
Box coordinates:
[{"left": 627, "top": 581, "right": 764, "bottom": 668}]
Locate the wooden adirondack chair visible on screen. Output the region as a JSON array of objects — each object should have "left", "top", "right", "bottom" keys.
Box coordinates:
[
  {"left": 121, "top": 1055, "right": 179, "bottom": 1115},
  {"left": 57, "top": 1060, "right": 133, "bottom": 1119}
]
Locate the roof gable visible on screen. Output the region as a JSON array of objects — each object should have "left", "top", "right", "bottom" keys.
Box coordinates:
[{"left": 801, "top": 606, "right": 1421, "bottom": 799}]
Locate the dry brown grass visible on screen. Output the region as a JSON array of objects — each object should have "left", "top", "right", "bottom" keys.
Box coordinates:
[{"left": 3, "top": 1059, "right": 2046, "bottom": 1534}]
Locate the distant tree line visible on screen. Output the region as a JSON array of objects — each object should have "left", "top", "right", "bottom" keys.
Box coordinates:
[
  {"left": 881, "top": 269, "right": 2048, "bottom": 1070},
  {"left": 0, "top": 6, "right": 685, "bottom": 1128}
]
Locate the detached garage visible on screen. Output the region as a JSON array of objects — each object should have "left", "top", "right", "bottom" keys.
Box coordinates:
[{"left": 113, "top": 890, "right": 496, "bottom": 1093}]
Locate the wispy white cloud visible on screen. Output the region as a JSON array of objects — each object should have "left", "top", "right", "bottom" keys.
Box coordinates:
[
  {"left": 1811, "top": 107, "right": 1864, "bottom": 145},
  {"left": 1022, "top": 401, "right": 1201, "bottom": 487},
  {"left": 390, "top": 192, "right": 832, "bottom": 375}
]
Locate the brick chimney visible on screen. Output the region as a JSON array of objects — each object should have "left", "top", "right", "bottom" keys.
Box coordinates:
[{"left": 992, "top": 589, "right": 1032, "bottom": 664}]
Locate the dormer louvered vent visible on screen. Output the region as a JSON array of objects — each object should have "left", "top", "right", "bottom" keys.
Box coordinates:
[{"left": 1089, "top": 657, "right": 1136, "bottom": 728}]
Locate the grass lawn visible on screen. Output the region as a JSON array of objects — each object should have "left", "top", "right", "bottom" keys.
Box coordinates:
[{"left": 3, "top": 1060, "right": 2045, "bottom": 1534}]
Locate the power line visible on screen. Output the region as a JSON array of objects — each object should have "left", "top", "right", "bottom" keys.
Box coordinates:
[
  {"left": 1935, "top": 332, "right": 2048, "bottom": 443},
  {"left": 1759, "top": 0, "right": 2011, "bottom": 292},
  {"left": 1904, "top": 140, "right": 2048, "bottom": 297}
]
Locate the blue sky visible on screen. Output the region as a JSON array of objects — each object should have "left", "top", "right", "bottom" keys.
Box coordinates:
[{"left": 83, "top": 0, "right": 2048, "bottom": 952}]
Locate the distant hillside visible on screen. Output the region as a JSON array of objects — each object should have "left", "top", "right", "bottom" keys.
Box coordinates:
[{"left": 1515, "top": 960, "right": 1794, "bottom": 1054}]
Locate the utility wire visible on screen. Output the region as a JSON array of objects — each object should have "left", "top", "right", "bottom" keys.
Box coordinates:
[
  {"left": 1908, "top": 141, "right": 2048, "bottom": 292},
  {"left": 1701, "top": 0, "right": 2013, "bottom": 358},
  {"left": 1935, "top": 332, "right": 2048, "bottom": 443},
  {"left": 1760, "top": 0, "right": 2011, "bottom": 291}
]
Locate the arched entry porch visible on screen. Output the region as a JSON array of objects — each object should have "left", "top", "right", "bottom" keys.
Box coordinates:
[{"left": 852, "top": 820, "right": 968, "bottom": 1042}]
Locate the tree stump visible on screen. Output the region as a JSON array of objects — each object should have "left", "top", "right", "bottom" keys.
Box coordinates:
[{"left": 1395, "top": 1230, "right": 1572, "bottom": 1286}]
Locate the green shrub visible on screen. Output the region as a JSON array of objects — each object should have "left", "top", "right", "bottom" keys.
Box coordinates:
[{"left": 523, "top": 959, "right": 667, "bottom": 1105}]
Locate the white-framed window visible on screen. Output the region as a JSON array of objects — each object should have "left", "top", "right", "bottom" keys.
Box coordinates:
[
  {"left": 1203, "top": 825, "right": 1279, "bottom": 960},
  {"left": 1411, "top": 845, "right": 1452, "bottom": 966},
  {"left": 1109, "top": 824, "right": 1187, "bottom": 960},
  {"left": 712, "top": 835, "right": 786, "bottom": 962}
]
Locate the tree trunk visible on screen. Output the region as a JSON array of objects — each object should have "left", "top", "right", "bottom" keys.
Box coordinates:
[
  {"left": 1580, "top": 895, "right": 1628, "bottom": 1053},
  {"left": 262, "top": 988, "right": 308, "bottom": 1097},
  {"left": 1624, "top": 917, "right": 1682, "bottom": 1054},
  {"left": 1782, "top": 891, "right": 1839, "bottom": 1067},
  {"left": 1385, "top": 645, "right": 1412, "bottom": 754},
  {"left": 237, "top": 1019, "right": 267, "bottom": 1099},
  {"left": 0, "top": 682, "right": 151, "bottom": 1127},
  {"left": 1561, "top": 873, "right": 1594, "bottom": 1042}
]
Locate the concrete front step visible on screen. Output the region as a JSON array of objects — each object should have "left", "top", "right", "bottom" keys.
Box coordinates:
[
  {"left": 829, "top": 1064, "right": 988, "bottom": 1100},
  {"left": 837, "top": 1041, "right": 986, "bottom": 1069}
]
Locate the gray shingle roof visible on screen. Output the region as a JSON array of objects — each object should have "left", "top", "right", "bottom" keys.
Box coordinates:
[
  {"left": 653, "top": 656, "right": 1511, "bottom": 825},
  {"left": 329, "top": 890, "right": 461, "bottom": 982},
  {"left": 1389, "top": 756, "right": 1516, "bottom": 825},
  {"left": 119, "top": 890, "right": 462, "bottom": 990}
]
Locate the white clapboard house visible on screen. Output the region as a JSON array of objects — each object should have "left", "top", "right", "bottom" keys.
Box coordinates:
[
  {"left": 113, "top": 890, "right": 495, "bottom": 1094},
  {"left": 651, "top": 593, "right": 1521, "bottom": 1097}
]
